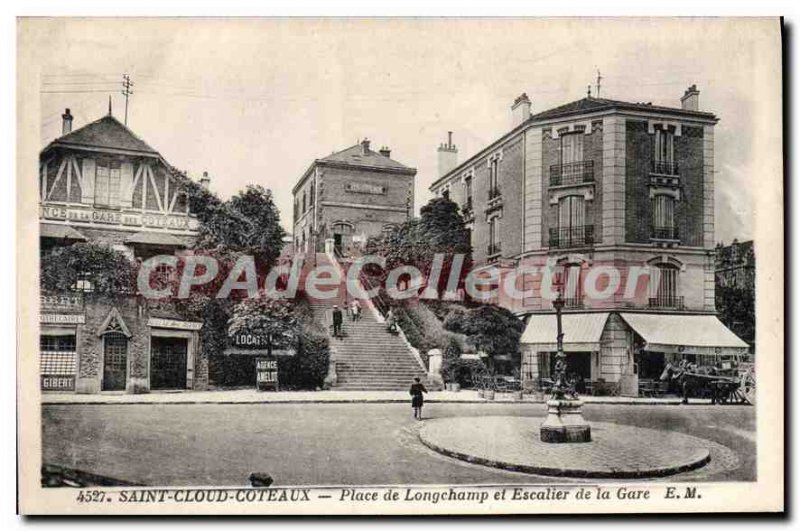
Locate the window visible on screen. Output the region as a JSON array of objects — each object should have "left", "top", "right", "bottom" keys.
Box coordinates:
[
  {"left": 302, "top": 192, "right": 307, "bottom": 214},
  {"left": 488, "top": 216, "right": 501, "bottom": 256},
  {"left": 94, "top": 161, "right": 121, "bottom": 208},
  {"left": 552, "top": 195, "right": 588, "bottom": 248},
  {"left": 651, "top": 194, "right": 676, "bottom": 239},
  {"left": 309, "top": 183, "right": 315, "bottom": 206},
  {"left": 649, "top": 264, "right": 681, "bottom": 308},
  {"left": 40, "top": 334, "right": 77, "bottom": 377},
  {"left": 464, "top": 176, "right": 473, "bottom": 209},
  {"left": 560, "top": 132, "right": 584, "bottom": 164},
  {"left": 561, "top": 263, "right": 583, "bottom": 307},
  {"left": 653, "top": 127, "right": 676, "bottom": 174},
  {"left": 488, "top": 157, "right": 500, "bottom": 198}
]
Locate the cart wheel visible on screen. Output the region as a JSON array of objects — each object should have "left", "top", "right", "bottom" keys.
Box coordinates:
[{"left": 740, "top": 368, "right": 756, "bottom": 405}]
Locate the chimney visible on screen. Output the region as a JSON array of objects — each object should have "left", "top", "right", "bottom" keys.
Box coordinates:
[
  {"left": 199, "top": 171, "right": 211, "bottom": 188},
  {"left": 379, "top": 146, "right": 391, "bottom": 158},
  {"left": 681, "top": 84, "right": 700, "bottom": 111},
  {"left": 61, "top": 108, "right": 73, "bottom": 136},
  {"left": 511, "top": 93, "right": 532, "bottom": 127},
  {"left": 360, "top": 138, "right": 371, "bottom": 155},
  {"left": 437, "top": 131, "right": 458, "bottom": 177}
]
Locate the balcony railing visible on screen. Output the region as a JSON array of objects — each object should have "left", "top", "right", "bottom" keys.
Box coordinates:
[
  {"left": 651, "top": 225, "right": 679, "bottom": 240},
  {"left": 549, "top": 225, "right": 595, "bottom": 248},
  {"left": 563, "top": 297, "right": 584, "bottom": 309},
  {"left": 648, "top": 296, "right": 684, "bottom": 309},
  {"left": 550, "top": 160, "right": 595, "bottom": 187},
  {"left": 651, "top": 160, "right": 679, "bottom": 176},
  {"left": 487, "top": 242, "right": 502, "bottom": 256}
]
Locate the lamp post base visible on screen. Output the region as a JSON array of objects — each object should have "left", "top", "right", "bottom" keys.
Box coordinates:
[{"left": 540, "top": 399, "right": 592, "bottom": 443}]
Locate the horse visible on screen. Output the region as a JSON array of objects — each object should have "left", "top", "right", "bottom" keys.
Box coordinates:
[{"left": 659, "top": 362, "right": 723, "bottom": 404}]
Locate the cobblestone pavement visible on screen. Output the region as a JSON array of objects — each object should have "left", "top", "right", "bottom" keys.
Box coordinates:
[
  {"left": 419, "top": 417, "right": 728, "bottom": 478},
  {"left": 41, "top": 402, "right": 755, "bottom": 486}
]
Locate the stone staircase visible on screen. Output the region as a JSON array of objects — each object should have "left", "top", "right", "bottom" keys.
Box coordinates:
[{"left": 306, "top": 253, "right": 428, "bottom": 391}]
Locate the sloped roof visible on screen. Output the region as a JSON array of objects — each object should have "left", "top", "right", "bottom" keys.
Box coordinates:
[
  {"left": 318, "top": 144, "right": 415, "bottom": 172},
  {"left": 125, "top": 231, "right": 186, "bottom": 247},
  {"left": 530, "top": 97, "right": 717, "bottom": 122},
  {"left": 46, "top": 114, "right": 160, "bottom": 156}
]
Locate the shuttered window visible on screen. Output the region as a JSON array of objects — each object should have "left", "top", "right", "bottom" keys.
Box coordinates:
[
  {"left": 654, "top": 128, "right": 674, "bottom": 164},
  {"left": 94, "top": 161, "right": 121, "bottom": 208},
  {"left": 560, "top": 133, "right": 584, "bottom": 164},
  {"left": 558, "top": 195, "right": 585, "bottom": 230}
]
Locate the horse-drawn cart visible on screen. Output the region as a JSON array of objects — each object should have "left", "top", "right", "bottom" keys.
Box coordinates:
[{"left": 661, "top": 361, "right": 755, "bottom": 405}]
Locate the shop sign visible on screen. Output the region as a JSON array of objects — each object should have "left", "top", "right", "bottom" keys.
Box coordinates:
[
  {"left": 39, "top": 205, "right": 198, "bottom": 232},
  {"left": 41, "top": 375, "right": 75, "bottom": 392},
  {"left": 345, "top": 182, "right": 386, "bottom": 195},
  {"left": 256, "top": 357, "right": 279, "bottom": 391},
  {"left": 40, "top": 313, "right": 85, "bottom": 324},
  {"left": 147, "top": 318, "right": 203, "bottom": 331},
  {"left": 41, "top": 294, "right": 83, "bottom": 313}
]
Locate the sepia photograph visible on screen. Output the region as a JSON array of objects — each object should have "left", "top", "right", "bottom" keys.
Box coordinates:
[{"left": 15, "top": 15, "right": 784, "bottom": 515}]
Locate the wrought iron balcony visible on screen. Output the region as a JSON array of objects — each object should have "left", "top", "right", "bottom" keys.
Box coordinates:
[
  {"left": 651, "top": 225, "right": 679, "bottom": 240},
  {"left": 651, "top": 160, "right": 679, "bottom": 176},
  {"left": 550, "top": 160, "right": 595, "bottom": 187},
  {"left": 563, "top": 297, "right": 584, "bottom": 309},
  {"left": 549, "top": 225, "right": 595, "bottom": 248},
  {"left": 487, "top": 242, "right": 502, "bottom": 256},
  {"left": 648, "top": 296, "right": 684, "bottom": 309}
]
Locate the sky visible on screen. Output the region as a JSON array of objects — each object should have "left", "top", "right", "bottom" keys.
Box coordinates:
[{"left": 30, "top": 18, "right": 774, "bottom": 243}]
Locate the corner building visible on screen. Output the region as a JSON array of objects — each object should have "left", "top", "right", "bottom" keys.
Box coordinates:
[
  {"left": 430, "top": 87, "right": 748, "bottom": 396},
  {"left": 38, "top": 108, "right": 205, "bottom": 394}
]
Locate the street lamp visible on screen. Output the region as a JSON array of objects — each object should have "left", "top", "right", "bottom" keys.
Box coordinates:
[
  {"left": 540, "top": 270, "right": 591, "bottom": 443},
  {"left": 550, "top": 282, "right": 570, "bottom": 400}
]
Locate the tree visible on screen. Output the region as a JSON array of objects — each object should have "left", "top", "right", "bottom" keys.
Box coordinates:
[
  {"left": 228, "top": 298, "right": 300, "bottom": 349},
  {"left": 459, "top": 305, "right": 524, "bottom": 372},
  {"left": 40, "top": 242, "right": 136, "bottom": 295},
  {"left": 419, "top": 196, "right": 472, "bottom": 258},
  {"left": 716, "top": 286, "right": 755, "bottom": 346}
]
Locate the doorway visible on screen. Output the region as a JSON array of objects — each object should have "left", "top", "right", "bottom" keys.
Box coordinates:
[
  {"left": 150, "top": 337, "right": 188, "bottom": 390},
  {"left": 102, "top": 333, "right": 128, "bottom": 391}
]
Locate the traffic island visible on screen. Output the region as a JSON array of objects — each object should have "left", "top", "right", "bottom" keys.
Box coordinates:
[{"left": 419, "top": 416, "right": 714, "bottom": 479}]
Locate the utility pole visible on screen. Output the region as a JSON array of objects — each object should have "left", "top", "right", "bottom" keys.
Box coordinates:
[{"left": 121, "top": 74, "right": 134, "bottom": 126}]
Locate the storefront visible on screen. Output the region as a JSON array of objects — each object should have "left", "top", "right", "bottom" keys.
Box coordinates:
[
  {"left": 520, "top": 311, "right": 749, "bottom": 396},
  {"left": 39, "top": 294, "right": 85, "bottom": 392}
]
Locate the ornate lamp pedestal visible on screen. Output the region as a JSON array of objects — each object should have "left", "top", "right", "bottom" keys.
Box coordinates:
[
  {"left": 540, "top": 398, "right": 591, "bottom": 443},
  {"left": 539, "top": 288, "right": 591, "bottom": 443}
]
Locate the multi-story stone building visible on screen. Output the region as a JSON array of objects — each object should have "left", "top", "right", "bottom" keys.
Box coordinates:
[
  {"left": 292, "top": 139, "right": 416, "bottom": 256},
  {"left": 430, "top": 87, "right": 748, "bottom": 395},
  {"left": 39, "top": 107, "right": 206, "bottom": 394}
]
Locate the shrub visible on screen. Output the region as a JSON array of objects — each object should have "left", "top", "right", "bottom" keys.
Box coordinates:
[{"left": 279, "top": 330, "right": 329, "bottom": 390}]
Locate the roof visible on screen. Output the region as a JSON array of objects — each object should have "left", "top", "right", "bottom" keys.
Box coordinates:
[
  {"left": 431, "top": 95, "right": 718, "bottom": 189},
  {"left": 39, "top": 223, "right": 87, "bottom": 241},
  {"left": 293, "top": 143, "right": 417, "bottom": 193},
  {"left": 530, "top": 97, "right": 717, "bottom": 122},
  {"left": 45, "top": 114, "right": 160, "bottom": 157},
  {"left": 521, "top": 312, "right": 610, "bottom": 351},
  {"left": 318, "top": 144, "right": 415, "bottom": 172},
  {"left": 125, "top": 231, "right": 187, "bottom": 247},
  {"left": 620, "top": 313, "right": 748, "bottom": 355}
]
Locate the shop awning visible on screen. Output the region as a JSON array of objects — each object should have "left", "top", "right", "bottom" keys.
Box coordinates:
[
  {"left": 620, "top": 313, "right": 748, "bottom": 355},
  {"left": 40, "top": 223, "right": 87, "bottom": 241},
  {"left": 125, "top": 231, "right": 186, "bottom": 247},
  {"left": 521, "top": 312, "right": 610, "bottom": 352}
]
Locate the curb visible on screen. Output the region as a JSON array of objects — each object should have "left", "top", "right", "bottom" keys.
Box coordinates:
[
  {"left": 418, "top": 431, "right": 712, "bottom": 479},
  {"left": 41, "top": 397, "right": 708, "bottom": 406}
]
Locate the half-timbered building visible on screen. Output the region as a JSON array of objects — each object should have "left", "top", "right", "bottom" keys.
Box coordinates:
[{"left": 39, "top": 108, "right": 205, "bottom": 394}]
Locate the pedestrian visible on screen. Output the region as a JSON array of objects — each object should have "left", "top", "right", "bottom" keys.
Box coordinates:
[
  {"left": 332, "top": 305, "right": 343, "bottom": 338},
  {"left": 409, "top": 377, "right": 428, "bottom": 420},
  {"left": 352, "top": 299, "right": 362, "bottom": 321},
  {"left": 385, "top": 308, "right": 397, "bottom": 334}
]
